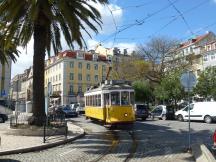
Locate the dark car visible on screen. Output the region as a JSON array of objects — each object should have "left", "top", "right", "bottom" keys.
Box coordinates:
[
  {"left": 150, "top": 105, "right": 175, "bottom": 120},
  {"left": 56, "top": 105, "right": 78, "bottom": 118},
  {"left": 134, "top": 104, "right": 149, "bottom": 120},
  {"left": 0, "top": 113, "right": 8, "bottom": 123}
]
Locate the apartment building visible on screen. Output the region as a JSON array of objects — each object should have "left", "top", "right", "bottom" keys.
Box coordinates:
[
  {"left": 166, "top": 31, "right": 216, "bottom": 75},
  {"left": 45, "top": 50, "right": 109, "bottom": 105},
  {"left": 202, "top": 40, "right": 216, "bottom": 69}
]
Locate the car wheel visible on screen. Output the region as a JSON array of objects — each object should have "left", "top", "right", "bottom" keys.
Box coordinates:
[
  {"left": 0, "top": 117, "right": 5, "bottom": 123},
  {"left": 177, "top": 115, "right": 184, "bottom": 121},
  {"left": 162, "top": 115, "right": 167, "bottom": 120},
  {"left": 204, "top": 115, "right": 212, "bottom": 124}
]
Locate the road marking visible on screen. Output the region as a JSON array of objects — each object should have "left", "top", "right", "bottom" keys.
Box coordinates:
[{"left": 59, "top": 148, "right": 77, "bottom": 157}]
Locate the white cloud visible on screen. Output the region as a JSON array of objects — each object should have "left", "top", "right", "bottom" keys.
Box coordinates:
[
  {"left": 11, "top": 2, "right": 123, "bottom": 78},
  {"left": 12, "top": 39, "right": 33, "bottom": 77}
]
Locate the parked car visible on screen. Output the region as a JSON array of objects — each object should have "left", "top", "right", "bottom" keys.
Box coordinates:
[
  {"left": 134, "top": 104, "right": 149, "bottom": 120},
  {"left": 175, "top": 102, "right": 216, "bottom": 123},
  {"left": 55, "top": 105, "right": 78, "bottom": 118},
  {"left": 150, "top": 105, "right": 175, "bottom": 120},
  {"left": 0, "top": 113, "right": 8, "bottom": 123},
  {"left": 70, "top": 103, "right": 85, "bottom": 114}
]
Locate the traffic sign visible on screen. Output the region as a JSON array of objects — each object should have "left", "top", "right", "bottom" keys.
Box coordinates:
[{"left": 180, "top": 71, "right": 197, "bottom": 92}]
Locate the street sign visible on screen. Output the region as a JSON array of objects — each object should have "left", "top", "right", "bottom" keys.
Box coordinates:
[{"left": 180, "top": 71, "right": 197, "bottom": 92}]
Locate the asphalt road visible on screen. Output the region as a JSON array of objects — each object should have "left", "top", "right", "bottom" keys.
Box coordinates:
[{"left": 1, "top": 116, "right": 216, "bottom": 162}]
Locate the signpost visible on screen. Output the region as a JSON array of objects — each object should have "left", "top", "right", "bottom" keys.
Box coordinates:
[
  {"left": 45, "top": 82, "right": 52, "bottom": 115},
  {"left": 180, "top": 71, "right": 197, "bottom": 152}
]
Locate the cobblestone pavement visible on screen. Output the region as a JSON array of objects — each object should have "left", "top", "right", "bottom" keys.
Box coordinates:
[{"left": 1, "top": 117, "right": 215, "bottom": 162}]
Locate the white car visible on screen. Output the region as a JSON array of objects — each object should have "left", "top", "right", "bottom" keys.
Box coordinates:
[{"left": 175, "top": 102, "right": 216, "bottom": 123}]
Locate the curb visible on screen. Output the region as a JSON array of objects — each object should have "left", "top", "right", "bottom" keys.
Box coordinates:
[
  {"left": 0, "top": 125, "right": 85, "bottom": 156},
  {"left": 192, "top": 144, "right": 215, "bottom": 162}
]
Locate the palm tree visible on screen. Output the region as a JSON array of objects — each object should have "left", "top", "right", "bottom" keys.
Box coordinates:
[{"left": 0, "top": 0, "right": 108, "bottom": 125}]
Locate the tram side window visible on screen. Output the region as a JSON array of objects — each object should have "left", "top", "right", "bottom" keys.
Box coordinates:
[
  {"left": 104, "top": 93, "right": 110, "bottom": 105},
  {"left": 121, "top": 91, "right": 129, "bottom": 105},
  {"left": 111, "top": 92, "right": 120, "bottom": 105},
  {"left": 130, "top": 92, "right": 135, "bottom": 105},
  {"left": 97, "top": 95, "right": 101, "bottom": 106}
]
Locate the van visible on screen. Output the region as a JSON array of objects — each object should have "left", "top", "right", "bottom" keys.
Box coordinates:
[{"left": 175, "top": 102, "right": 216, "bottom": 123}]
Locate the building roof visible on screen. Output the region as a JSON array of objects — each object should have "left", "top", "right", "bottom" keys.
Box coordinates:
[{"left": 179, "top": 32, "right": 211, "bottom": 49}]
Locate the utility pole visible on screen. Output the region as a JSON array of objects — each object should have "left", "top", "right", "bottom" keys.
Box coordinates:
[{"left": 15, "top": 79, "right": 19, "bottom": 125}]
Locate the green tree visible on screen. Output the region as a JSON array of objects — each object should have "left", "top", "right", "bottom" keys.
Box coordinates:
[
  {"left": 112, "top": 55, "right": 150, "bottom": 81},
  {"left": 194, "top": 67, "right": 216, "bottom": 100},
  {"left": 0, "top": 0, "right": 108, "bottom": 125},
  {"left": 154, "top": 70, "right": 184, "bottom": 106},
  {"left": 132, "top": 80, "right": 153, "bottom": 104}
]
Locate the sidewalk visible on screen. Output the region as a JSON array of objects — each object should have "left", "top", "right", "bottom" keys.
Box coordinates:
[{"left": 0, "top": 121, "right": 85, "bottom": 155}]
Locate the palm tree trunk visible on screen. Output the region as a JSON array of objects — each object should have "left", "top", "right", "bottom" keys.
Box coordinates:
[{"left": 31, "top": 24, "right": 46, "bottom": 125}]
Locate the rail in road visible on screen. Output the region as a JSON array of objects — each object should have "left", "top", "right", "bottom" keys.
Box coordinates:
[{"left": 91, "top": 130, "right": 138, "bottom": 162}]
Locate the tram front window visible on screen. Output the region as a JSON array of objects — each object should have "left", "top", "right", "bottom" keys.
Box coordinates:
[
  {"left": 111, "top": 92, "right": 120, "bottom": 105},
  {"left": 121, "top": 92, "right": 129, "bottom": 105}
]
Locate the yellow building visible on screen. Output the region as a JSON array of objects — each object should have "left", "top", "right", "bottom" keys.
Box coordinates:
[{"left": 45, "top": 50, "right": 109, "bottom": 105}]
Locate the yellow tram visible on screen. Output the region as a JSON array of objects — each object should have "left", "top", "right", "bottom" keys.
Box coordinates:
[{"left": 84, "top": 80, "right": 135, "bottom": 125}]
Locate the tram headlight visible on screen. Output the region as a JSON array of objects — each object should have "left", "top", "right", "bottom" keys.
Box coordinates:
[{"left": 124, "top": 113, "right": 128, "bottom": 117}]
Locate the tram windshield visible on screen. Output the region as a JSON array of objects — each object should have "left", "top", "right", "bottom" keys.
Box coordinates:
[
  {"left": 110, "top": 91, "right": 134, "bottom": 106},
  {"left": 111, "top": 92, "right": 120, "bottom": 105},
  {"left": 121, "top": 91, "right": 129, "bottom": 105}
]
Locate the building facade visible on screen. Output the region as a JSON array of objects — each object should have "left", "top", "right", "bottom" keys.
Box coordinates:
[{"left": 45, "top": 50, "right": 109, "bottom": 105}]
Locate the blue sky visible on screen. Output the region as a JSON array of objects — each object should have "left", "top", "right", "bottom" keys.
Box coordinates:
[
  {"left": 92, "top": 0, "right": 216, "bottom": 47},
  {"left": 12, "top": 0, "right": 216, "bottom": 77}
]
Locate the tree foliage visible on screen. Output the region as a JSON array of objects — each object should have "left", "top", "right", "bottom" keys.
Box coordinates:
[
  {"left": 194, "top": 67, "right": 216, "bottom": 100},
  {"left": 154, "top": 70, "right": 184, "bottom": 104},
  {"left": 136, "top": 36, "right": 180, "bottom": 83},
  {"left": 0, "top": 0, "right": 108, "bottom": 125},
  {"left": 132, "top": 80, "right": 153, "bottom": 103},
  {"left": 111, "top": 55, "right": 150, "bottom": 81}
]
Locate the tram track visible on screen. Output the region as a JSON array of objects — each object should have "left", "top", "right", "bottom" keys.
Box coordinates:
[
  {"left": 91, "top": 130, "right": 138, "bottom": 162},
  {"left": 91, "top": 131, "right": 120, "bottom": 162}
]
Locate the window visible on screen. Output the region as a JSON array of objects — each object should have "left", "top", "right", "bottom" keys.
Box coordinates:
[
  {"left": 59, "top": 63, "right": 61, "bottom": 69},
  {"left": 70, "top": 73, "right": 74, "bottom": 80},
  {"left": 78, "top": 62, "right": 82, "bottom": 69},
  {"left": 86, "top": 74, "right": 90, "bottom": 81},
  {"left": 78, "top": 74, "right": 82, "bottom": 81},
  {"left": 121, "top": 91, "right": 129, "bottom": 105},
  {"left": 97, "top": 95, "right": 101, "bottom": 106},
  {"left": 87, "top": 63, "right": 90, "bottom": 70},
  {"left": 70, "top": 62, "right": 74, "bottom": 68},
  {"left": 183, "top": 104, "right": 194, "bottom": 111},
  {"left": 69, "top": 85, "right": 73, "bottom": 94},
  {"left": 94, "top": 64, "right": 98, "bottom": 70},
  {"left": 53, "top": 76, "right": 55, "bottom": 82},
  {"left": 111, "top": 92, "right": 120, "bottom": 105},
  {"left": 56, "top": 75, "right": 58, "bottom": 81},
  {"left": 104, "top": 93, "right": 110, "bottom": 105},
  {"left": 203, "top": 55, "right": 208, "bottom": 62},
  {"left": 78, "top": 85, "right": 82, "bottom": 93},
  {"left": 95, "top": 75, "right": 98, "bottom": 82}
]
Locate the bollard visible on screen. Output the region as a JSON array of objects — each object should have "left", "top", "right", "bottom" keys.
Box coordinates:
[{"left": 213, "top": 130, "right": 216, "bottom": 150}]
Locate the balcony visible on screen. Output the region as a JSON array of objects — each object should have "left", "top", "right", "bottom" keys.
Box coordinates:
[{"left": 50, "top": 91, "right": 61, "bottom": 98}]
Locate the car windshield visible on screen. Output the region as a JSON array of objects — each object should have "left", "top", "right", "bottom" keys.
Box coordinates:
[{"left": 136, "top": 105, "right": 148, "bottom": 110}]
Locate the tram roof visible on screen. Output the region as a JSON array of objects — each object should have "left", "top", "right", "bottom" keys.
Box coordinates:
[{"left": 85, "top": 80, "right": 134, "bottom": 93}]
